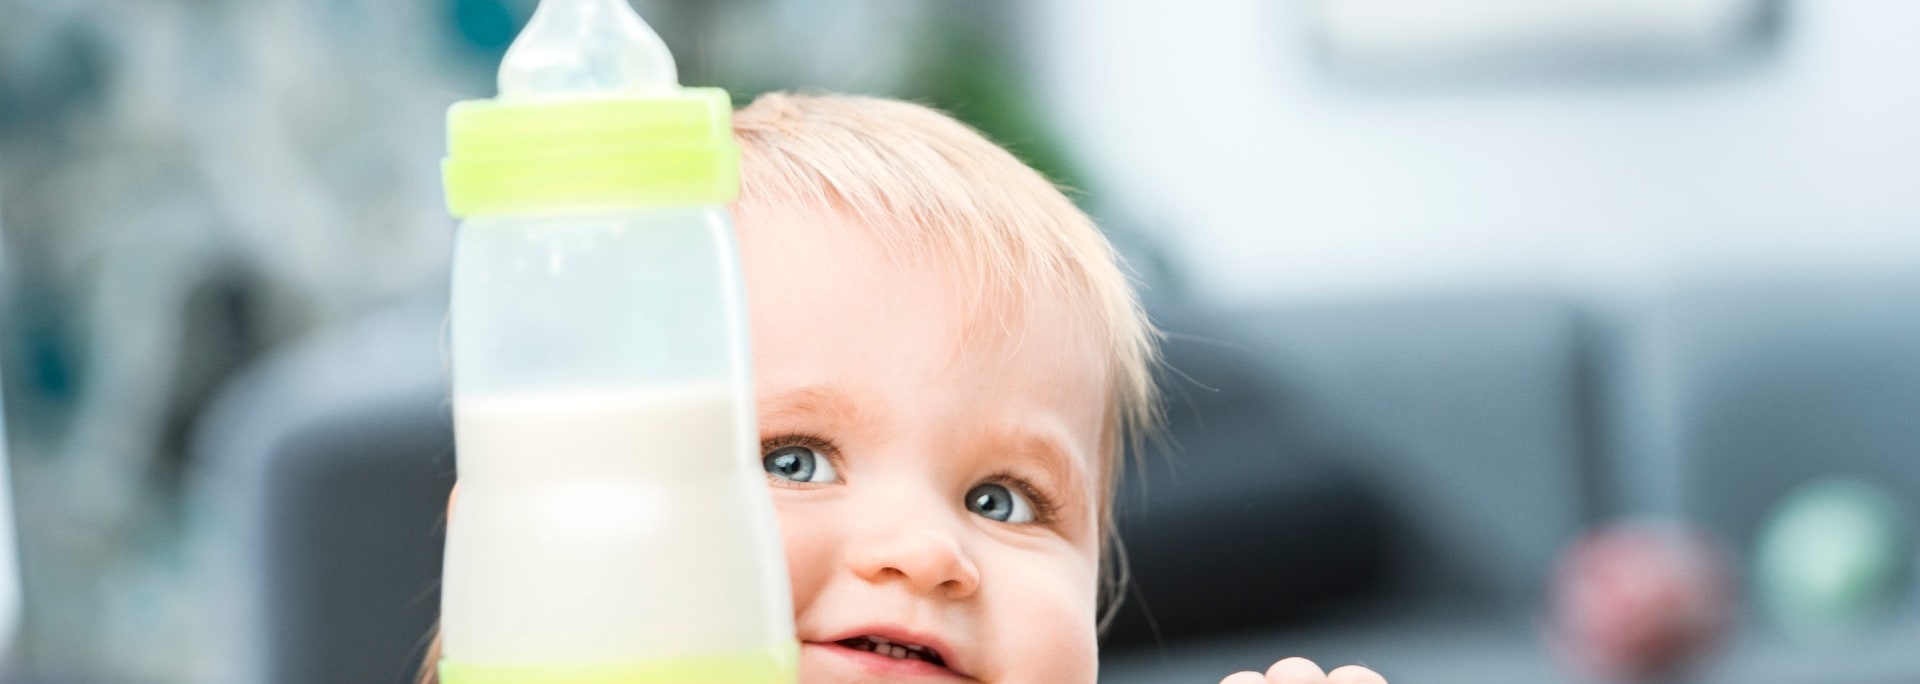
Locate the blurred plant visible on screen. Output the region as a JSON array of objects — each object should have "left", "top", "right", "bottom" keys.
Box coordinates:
[{"left": 1, "top": 0, "right": 470, "bottom": 680}]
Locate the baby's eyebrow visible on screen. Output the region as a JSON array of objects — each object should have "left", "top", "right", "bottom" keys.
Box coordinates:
[
  {"left": 996, "top": 428, "right": 1091, "bottom": 505},
  {"left": 759, "top": 384, "right": 875, "bottom": 432}
]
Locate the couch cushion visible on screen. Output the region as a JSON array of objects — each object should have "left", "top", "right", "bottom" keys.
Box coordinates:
[
  {"left": 1632, "top": 273, "right": 1920, "bottom": 560},
  {"left": 1103, "top": 296, "right": 1590, "bottom": 649},
  {"left": 1216, "top": 295, "right": 1589, "bottom": 604}
]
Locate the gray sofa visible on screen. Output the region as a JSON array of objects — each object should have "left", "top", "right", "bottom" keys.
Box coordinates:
[{"left": 186, "top": 273, "right": 1920, "bottom": 684}]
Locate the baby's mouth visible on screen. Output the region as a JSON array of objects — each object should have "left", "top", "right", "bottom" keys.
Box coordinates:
[{"left": 836, "top": 635, "right": 948, "bottom": 668}]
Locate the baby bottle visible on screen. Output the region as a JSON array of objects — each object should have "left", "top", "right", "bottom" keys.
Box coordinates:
[{"left": 436, "top": 1, "right": 795, "bottom": 682}]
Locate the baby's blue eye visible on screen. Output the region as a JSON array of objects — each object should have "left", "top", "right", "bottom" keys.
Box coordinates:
[
  {"left": 764, "top": 445, "right": 839, "bottom": 484},
  {"left": 966, "top": 483, "right": 1035, "bottom": 523}
]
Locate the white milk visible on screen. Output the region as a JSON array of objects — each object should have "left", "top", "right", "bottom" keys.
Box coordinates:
[{"left": 441, "top": 385, "right": 791, "bottom": 663}]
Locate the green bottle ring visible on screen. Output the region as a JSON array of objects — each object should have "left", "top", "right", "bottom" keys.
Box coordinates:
[{"left": 438, "top": 640, "right": 799, "bottom": 684}]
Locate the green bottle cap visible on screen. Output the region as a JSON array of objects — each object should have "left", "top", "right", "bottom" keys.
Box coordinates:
[{"left": 441, "top": 88, "right": 737, "bottom": 218}]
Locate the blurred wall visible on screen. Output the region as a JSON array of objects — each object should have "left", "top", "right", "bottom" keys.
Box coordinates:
[{"left": 1029, "top": 0, "right": 1920, "bottom": 305}]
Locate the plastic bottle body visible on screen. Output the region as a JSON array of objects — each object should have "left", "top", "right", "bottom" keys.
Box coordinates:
[{"left": 442, "top": 207, "right": 795, "bottom": 680}]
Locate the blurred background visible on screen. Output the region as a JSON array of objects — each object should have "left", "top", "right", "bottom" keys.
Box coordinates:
[{"left": 1, "top": 0, "right": 1917, "bottom": 683}]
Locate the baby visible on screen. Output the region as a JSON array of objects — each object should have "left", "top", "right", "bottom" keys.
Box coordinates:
[{"left": 427, "top": 92, "right": 1387, "bottom": 684}]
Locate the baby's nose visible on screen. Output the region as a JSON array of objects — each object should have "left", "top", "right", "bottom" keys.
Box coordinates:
[{"left": 847, "top": 524, "right": 982, "bottom": 600}]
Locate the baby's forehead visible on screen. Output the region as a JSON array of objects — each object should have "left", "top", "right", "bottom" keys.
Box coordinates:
[
  {"left": 737, "top": 196, "right": 1123, "bottom": 448},
  {"left": 741, "top": 199, "right": 1101, "bottom": 332}
]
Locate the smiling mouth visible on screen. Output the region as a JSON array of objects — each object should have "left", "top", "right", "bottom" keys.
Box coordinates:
[{"left": 837, "top": 635, "right": 948, "bottom": 668}]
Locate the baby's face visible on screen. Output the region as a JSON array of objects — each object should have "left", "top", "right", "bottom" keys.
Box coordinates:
[{"left": 739, "top": 204, "right": 1109, "bottom": 684}]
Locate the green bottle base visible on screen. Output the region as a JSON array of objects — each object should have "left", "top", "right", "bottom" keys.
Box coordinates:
[{"left": 440, "top": 641, "right": 799, "bottom": 684}]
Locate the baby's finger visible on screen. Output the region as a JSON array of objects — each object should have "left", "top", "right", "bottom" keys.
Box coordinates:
[
  {"left": 1219, "top": 671, "right": 1268, "bottom": 684},
  {"left": 1265, "top": 657, "right": 1327, "bottom": 683},
  {"left": 1327, "top": 665, "right": 1387, "bottom": 684}
]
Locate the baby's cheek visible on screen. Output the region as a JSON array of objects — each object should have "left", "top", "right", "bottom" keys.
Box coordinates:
[
  {"left": 989, "top": 551, "right": 1100, "bottom": 684},
  {"left": 769, "top": 498, "right": 833, "bottom": 616}
]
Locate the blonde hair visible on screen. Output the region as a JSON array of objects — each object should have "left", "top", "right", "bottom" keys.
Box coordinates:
[
  {"left": 419, "top": 92, "right": 1159, "bottom": 683},
  {"left": 732, "top": 91, "right": 1160, "bottom": 489}
]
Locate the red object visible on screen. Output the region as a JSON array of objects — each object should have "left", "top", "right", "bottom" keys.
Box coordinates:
[{"left": 1548, "top": 523, "right": 1733, "bottom": 682}]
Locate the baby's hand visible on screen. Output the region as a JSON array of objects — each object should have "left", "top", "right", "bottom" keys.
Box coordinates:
[{"left": 1218, "top": 657, "right": 1386, "bottom": 684}]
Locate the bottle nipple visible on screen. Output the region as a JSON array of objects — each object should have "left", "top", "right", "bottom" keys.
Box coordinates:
[{"left": 498, "top": 0, "right": 679, "bottom": 100}]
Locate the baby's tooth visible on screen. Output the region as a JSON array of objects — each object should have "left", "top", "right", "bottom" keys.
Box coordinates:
[{"left": 869, "top": 636, "right": 891, "bottom": 645}]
